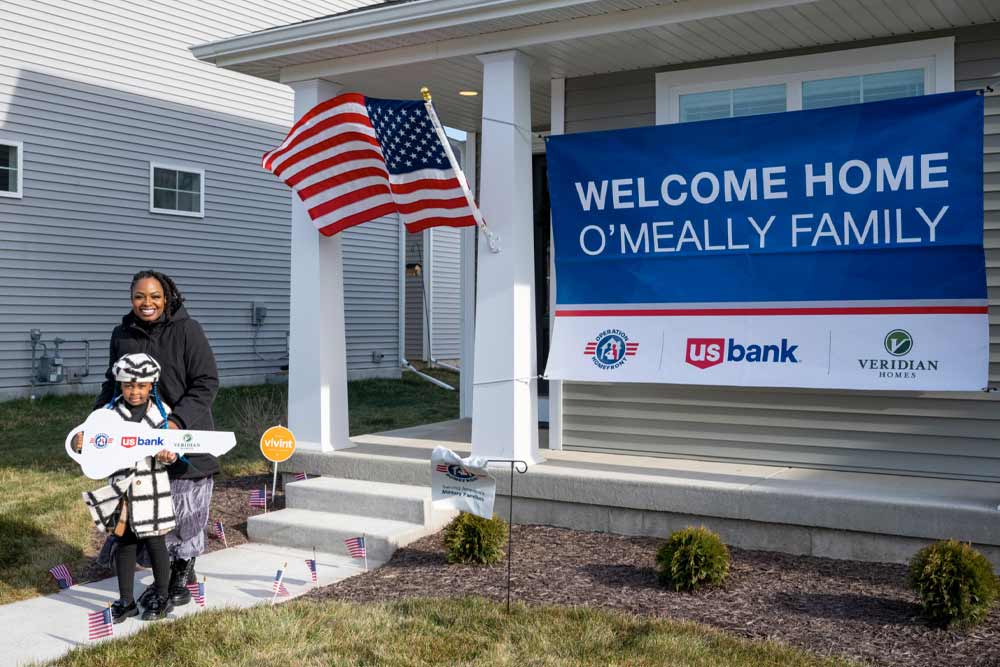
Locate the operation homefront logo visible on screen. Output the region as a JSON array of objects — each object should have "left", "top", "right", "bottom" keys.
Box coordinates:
[
  {"left": 857, "top": 329, "right": 938, "bottom": 380},
  {"left": 90, "top": 433, "right": 113, "bottom": 449},
  {"left": 583, "top": 329, "right": 639, "bottom": 370},
  {"left": 435, "top": 463, "right": 477, "bottom": 482},
  {"left": 685, "top": 337, "right": 800, "bottom": 369}
]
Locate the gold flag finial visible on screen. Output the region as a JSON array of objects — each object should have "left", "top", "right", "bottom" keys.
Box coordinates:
[{"left": 420, "top": 87, "right": 432, "bottom": 102}]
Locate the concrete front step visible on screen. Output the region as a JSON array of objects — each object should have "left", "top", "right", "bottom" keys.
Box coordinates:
[
  {"left": 248, "top": 508, "right": 448, "bottom": 562},
  {"left": 286, "top": 476, "right": 436, "bottom": 524}
]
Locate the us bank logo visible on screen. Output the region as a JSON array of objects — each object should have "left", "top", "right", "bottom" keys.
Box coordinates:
[
  {"left": 884, "top": 329, "right": 913, "bottom": 356},
  {"left": 583, "top": 329, "right": 638, "bottom": 370}
]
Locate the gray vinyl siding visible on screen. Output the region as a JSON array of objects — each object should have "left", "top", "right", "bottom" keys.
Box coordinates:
[
  {"left": 0, "top": 0, "right": 396, "bottom": 399},
  {"left": 429, "top": 227, "right": 462, "bottom": 360},
  {"left": 405, "top": 233, "right": 425, "bottom": 360},
  {"left": 560, "top": 24, "right": 1000, "bottom": 482}
]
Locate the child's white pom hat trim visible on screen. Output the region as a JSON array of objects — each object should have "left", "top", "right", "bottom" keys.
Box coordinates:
[{"left": 113, "top": 353, "right": 161, "bottom": 383}]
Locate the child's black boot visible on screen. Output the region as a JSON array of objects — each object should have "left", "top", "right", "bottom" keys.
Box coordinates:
[
  {"left": 110, "top": 599, "right": 139, "bottom": 623},
  {"left": 168, "top": 559, "right": 192, "bottom": 606},
  {"left": 140, "top": 593, "right": 174, "bottom": 621}
]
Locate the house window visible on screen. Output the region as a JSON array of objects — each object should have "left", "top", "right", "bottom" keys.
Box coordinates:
[
  {"left": 656, "top": 37, "right": 953, "bottom": 125},
  {"left": 0, "top": 141, "right": 23, "bottom": 198},
  {"left": 149, "top": 164, "right": 204, "bottom": 217}
]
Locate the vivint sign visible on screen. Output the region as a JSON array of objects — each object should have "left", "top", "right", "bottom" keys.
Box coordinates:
[{"left": 544, "top": 92, "right": 988, "bottom": 391}]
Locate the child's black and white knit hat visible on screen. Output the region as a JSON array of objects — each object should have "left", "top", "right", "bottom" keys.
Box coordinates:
[{"left": 112, "top": 353, "right": 161, "bottom": 383}]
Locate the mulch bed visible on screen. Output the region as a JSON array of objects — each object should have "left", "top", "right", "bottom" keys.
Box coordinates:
[{"left": 305, "top": 524, "right": 1000, "bottom": 667}]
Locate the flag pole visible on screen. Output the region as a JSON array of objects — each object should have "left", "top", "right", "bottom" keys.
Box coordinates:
[
  {"left": 271, "top": 461, "right": 278, "bottom": 511},
  {"left": 420, "top": 86, "right": 500, "bottom": 253},
  {"left": 313, "top": 547, "right": 317, "bottom": 586},
  {"left": 264, "top": 484, "right": 268, "bottom": 513},
  {"left": 363, "top": 533, "right": 368, "bottom": 572}
]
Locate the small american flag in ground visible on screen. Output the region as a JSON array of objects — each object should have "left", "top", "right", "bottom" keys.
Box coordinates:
[
  {"left": 49, "top": 564, "right": 73, "bottom": 589},
  {"left": 212, "top": 520, "right": 227, "bottom": 546},
  {"left": 87, "top": 608, "right": 113, "bottom": 640},
  {"left": 345, "top": 536, "right": 367, "bottom": 559},
  {"left": 293, "top": 472, "right": 308, "bottom": 482},
  {"left": 305, "top": 559, "right": 317, "bottom": 583},
  {"left": 249, "top": 489, "right": 266, "bottom": 508},
  {"left": 186, "top": 581, "right": 206, "bottom": 607},
  {"left": 272, "top": 568, "right": 290, "bottom": 596},
  {"left": 262, "top": 93, "right": 481, "bottom": 237}
]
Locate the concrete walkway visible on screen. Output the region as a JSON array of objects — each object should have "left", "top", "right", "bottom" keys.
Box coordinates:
[{"left": 1, "top": 543, "right": 379, "bottom": 667}]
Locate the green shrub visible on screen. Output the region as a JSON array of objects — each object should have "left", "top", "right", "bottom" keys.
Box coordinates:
[
  {"left": 908, "top": 539, "right": 998, "bottom": 627},
  {"left": 655, "top": 526, "right": 730, "bottom": 592},
  {"left": 443, "top": 512, "right": 507, "bottom": 565}
]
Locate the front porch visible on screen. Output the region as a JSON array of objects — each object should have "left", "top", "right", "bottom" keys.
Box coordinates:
[{"left": 287, "top": 419, "right": 1000, "bottom": 567}]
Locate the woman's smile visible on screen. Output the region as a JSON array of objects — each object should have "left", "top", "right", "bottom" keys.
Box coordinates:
[{"left": 132, "top": 277, "right": 166, "bottom": 322}]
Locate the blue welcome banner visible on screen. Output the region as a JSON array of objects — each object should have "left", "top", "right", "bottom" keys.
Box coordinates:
[{"left": 544, "top": 92, "right": 988, "bottom": 391}]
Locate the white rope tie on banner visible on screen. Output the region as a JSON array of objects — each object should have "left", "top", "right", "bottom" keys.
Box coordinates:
[
  {"left": 421, "top": 87, "right": 501, "bottom": 254},
  {"left": 473, "top": 374, "right": 546, "bottom": 387}
]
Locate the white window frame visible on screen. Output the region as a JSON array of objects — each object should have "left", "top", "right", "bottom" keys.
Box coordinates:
[
  {"left": 655, "top": 37, "right": 954, "bottom": 125},
  {"left": 148, "top": 162, "right": 205, "bottom": 217},
  {"left": 0, "top": 140, "right": 24, "bottom": 199}
]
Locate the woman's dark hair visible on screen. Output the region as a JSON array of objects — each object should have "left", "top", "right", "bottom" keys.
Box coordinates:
[{"left": 130, "top": 270, "right": 185, "bottom": 316}]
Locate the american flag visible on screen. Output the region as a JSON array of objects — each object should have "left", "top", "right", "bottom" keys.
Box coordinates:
[
  {"left": 272, "top": 567, "right": 290, "bottom": 596},
  {"left": 49, "top": 564, "right": 74, "bottom": 589},
  {"left": 212, "top": 520, "right": 228, "bottom": 547},
  {"left": 87, "top": 607, "right": 113, "bottom": 640},
  {"left": 293, "top": 472, "right": 308, "bottom": 482},
  {"left": 344, "top": 536, "right": 367, "bottom": 559},
  {"left": 186, "top": 581, "right": 206, "bottom": 607},
  {"left": 262, "top": 93, "right": 481, "bottom": 237},
  {"left": 305, "top": 558, "right": 317, "bottom": 583},
  {"left": 249, "top": 488, "right": 267, "bottom": 509}
]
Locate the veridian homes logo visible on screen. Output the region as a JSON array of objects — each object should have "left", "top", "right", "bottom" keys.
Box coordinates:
[
  {"left": 858, "top": 330, "right": 938, "bottom": 380},
  {"left": 884, "top": 329, "right": 913, "bottom": 356},
  {"left": 584, "top": 329, "right": 638, "bottom": 370},
  {"left": 685, "top": 338, "right": 799, "bottom": 369}
]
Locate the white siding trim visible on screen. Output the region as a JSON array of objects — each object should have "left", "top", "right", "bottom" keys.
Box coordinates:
[
  {"left": 655, "top": 37, "right": 955, "bottom": 123},
  {"left": 0, "top": 139, "right": 24, "bottom": 199},
  {"left": 148, "top": 161, "right": 206, "bottom": 217}
]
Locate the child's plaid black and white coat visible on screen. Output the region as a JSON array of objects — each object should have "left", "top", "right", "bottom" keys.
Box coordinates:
[{"left": 82, "top": 399, "right": 176, "bottom": 538}]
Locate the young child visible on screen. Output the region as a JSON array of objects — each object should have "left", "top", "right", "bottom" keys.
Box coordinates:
[{"left": 74, "top": 352, "right": 178, "bottom": 622}]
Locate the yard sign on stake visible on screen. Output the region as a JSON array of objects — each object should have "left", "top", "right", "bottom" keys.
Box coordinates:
[{"left": 260, "top": 425, "right": 296, "bottom": 511}]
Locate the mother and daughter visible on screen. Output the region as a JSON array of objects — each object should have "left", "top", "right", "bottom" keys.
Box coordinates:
[{"left": 73, "top": 270, "right": 221, "bottom": 622}]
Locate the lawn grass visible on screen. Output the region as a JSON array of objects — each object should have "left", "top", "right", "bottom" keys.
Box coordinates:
[
  {"left": 0, "top": 369, "right": 459, "bottom": 604},
  {"left": 43, "top": 597, "right": 855, "bottom": 667}
]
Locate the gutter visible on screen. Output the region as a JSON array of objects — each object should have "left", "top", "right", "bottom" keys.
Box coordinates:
[{"left": 190, "top": 0, "right": 601, "bottom": 65}]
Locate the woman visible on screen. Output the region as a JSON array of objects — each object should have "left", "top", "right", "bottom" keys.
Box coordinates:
[{"left": 95, "top": 269, "right": 220, "bottom": 607}]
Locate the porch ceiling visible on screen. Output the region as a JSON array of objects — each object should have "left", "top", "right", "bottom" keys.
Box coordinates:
[{"left": 192, "top": 0, "right": 999, "bottom": 132}]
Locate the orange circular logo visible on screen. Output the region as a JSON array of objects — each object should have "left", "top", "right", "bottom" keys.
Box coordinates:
[{"left": 260, "top": 426, "right": 296, "bottom": 463}]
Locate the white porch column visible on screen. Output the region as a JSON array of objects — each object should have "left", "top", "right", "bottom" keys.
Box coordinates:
[
  {"left": 548, "top": 77, "right": 565, "bottom": 451},
  {"left": 286, "top": 79, "right": 352, "bottom": 452},
  {"left": 459, "top": 131, "right": 477, "bottom": 419},
  {"left": 471, "top": 50, "right": 542, "bottom": 464}
]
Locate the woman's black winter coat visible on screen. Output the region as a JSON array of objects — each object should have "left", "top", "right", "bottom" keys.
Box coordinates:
[{"left": 95, "top": 304, "right": 221, "bottom": 480}]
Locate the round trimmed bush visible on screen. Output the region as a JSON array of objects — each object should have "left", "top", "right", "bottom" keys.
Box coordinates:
[
  {"left": 443, "top": 512, "right": 507, "bottom": 565},
  {"left": 655, "top": 526, "right": 730, "bottom": 592},
  {"left": 908, "top": 539, "right": 998, "bottom": 627}
]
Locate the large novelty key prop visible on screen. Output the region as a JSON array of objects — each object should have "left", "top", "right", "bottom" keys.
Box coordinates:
[{"left": 66, "top": 409, "right": 237, "bottom": 479}]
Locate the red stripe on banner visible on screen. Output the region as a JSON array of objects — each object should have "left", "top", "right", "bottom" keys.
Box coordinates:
[
  {"left": 396, "top": 196, "right": 468, "bottom": 215},
  {"left": 298, "top": 166, "right": 391, "bottom": 201},
  {"left": 308, "top": 183, "right": 392, "bottom": 220},
  {"left": 274, "top": 132, "right": 380, "bottom": 177},
  {"left": 319, "top": 202, "right": 400, "bottom": 237},
  {"left": 264, "top": 113, "right": 374, "bottom": 170},
  {"left": 390, "top": 177, "right": 462, "bottom": 195},
  {"left": 404, "top": 215, "right": 478, "bottom": 233},
  {"left": 556, "top": 306, "right": 989, "bottom": 317},
  {"left": 285, "top": 149, "right": 386, "bottom": 187}
]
